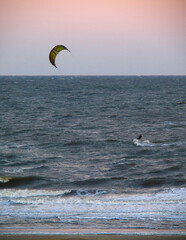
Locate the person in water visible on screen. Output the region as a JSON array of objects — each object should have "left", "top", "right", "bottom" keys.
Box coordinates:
[{"left": 137, "top": 134, "right": 142, "bottom": 140}]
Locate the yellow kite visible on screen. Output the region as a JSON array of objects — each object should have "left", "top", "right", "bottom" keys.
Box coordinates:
[{"left": 49, "top": 45, "right": 70, "bottom": 68}]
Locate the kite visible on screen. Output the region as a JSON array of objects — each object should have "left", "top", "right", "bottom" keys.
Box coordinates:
[{"left": 49, "top": 45, "right": 70, "bottom": 68}]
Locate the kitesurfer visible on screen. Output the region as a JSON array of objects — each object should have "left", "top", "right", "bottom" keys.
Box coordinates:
[{"left": 137, "top": 134, "right": 142, "bottom": 140}]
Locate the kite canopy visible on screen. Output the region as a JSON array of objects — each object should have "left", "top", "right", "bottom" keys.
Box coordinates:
[{"left": 49, "top": 45, "right": 70, "bottom": 68}]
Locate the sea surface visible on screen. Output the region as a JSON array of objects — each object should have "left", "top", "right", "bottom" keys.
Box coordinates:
[{"left": 0, "top": 75, "right": 185, "bottom": 231}]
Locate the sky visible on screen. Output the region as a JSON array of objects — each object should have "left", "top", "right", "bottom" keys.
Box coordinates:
[{"left": 0, "top": 0, "right": 186, "bottom": 75}]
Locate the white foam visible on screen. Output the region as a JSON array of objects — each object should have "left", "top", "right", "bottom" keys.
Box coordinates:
[
  {"left": 133, "top": 139, "right": 185, "bottom": 147},
  {"left": 0, "top": 189, "right": 71, "bottom": 198},
  {"left": 133, "top": 138, "right": 155, "bottom": 147},
  {"left": 3, "top": 168, "right": 23, "bottom": 174},
  {"left": 0, "top": 188, "right": 185, "bottom": 224}
]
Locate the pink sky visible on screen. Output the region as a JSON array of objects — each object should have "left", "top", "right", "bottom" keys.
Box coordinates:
[{"left": 0, "top": 0, "right": 186, "bottom": 75}]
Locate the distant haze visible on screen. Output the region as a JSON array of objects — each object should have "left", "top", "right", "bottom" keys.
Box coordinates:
[{"left": 0, "top": 0, "right": 186, "bottom": 75}]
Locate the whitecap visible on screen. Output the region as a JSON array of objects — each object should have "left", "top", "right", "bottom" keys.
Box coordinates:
[
  {"left": 0, "top": 177, "right": 11, "bottom": 183},
  {"left": 133, "top": 138, "right": 155, "bottom": 147},
  {"left": 3, "top": 167, "right": 23, "bottom": 174},
  {"left": 1, "top": 187, "right": 185, "bottom": 228},
  {"left": 0, "top": 188, "right": 72, "bottom": 199}
]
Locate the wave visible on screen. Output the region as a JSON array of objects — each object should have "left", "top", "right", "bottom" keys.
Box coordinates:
[
  {"left": 1, "top": 187, "right": 185, "bottom": 229},
  {"left": 176, "top": 101, "right": 186, "bottom": 105},
  {"left": 2, "top": 165, "right": 49, "bottom": 174},
  {"left": 0, "top": 188, "right": 72, "bottom": 199},
  {"left": 105, "top": 138, "right": 118, "bottom": 142},
  {"left": 0, "top": 176, "right": 46, "bottom": 189},
  {"left": 133, "top": 138, "right": 185, "bottom": 147},
  {"left": 63, "top": 140, "right": 89, "bottom": 147},
  {"left": 73, "top": 176, "right": 127, "bottom": 187},
  {"left": 74, "top": 178, "right": 109, "bottom": 186},
  {"left": 75, "top": 189, "right": 107, "bottom": 197},
  {"left": 164, "top": 121, "right": 186, "bottom": 129},
  {"left": 140, "top": 176, "right": 185, "bottom": 188},
  {"left": 0, "top": 189, "right": 109, "bottom": 207},
  {"left": 133, "top": 138, "right": 155, "bottom": 147},
  {"left": 141, "top": 177, "right": 165, "bottom": 187}
]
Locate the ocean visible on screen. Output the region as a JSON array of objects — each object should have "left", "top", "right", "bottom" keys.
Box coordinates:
[{"left": 0, "top": 75, "right": 185, "bottom": 231}]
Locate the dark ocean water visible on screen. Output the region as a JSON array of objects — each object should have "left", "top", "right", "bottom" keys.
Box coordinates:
[{"left": 0, "top": 75, "right": 186, "bottom": 230}]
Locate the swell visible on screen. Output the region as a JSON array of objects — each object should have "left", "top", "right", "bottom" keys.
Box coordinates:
[
  {"left": 0, "top": 188, "right": 109, "bottom": 204},
  {"left": 2, "top": 165, "right": 49, "bottom": 174},
  {"left": 0, "top": 176, "right": 47, "bottom": 189},
  {"left": 73, "top": 176, "right": 127, "bottom": 187},
  {"left": 140, "top": 176, "right": 185, "bottom": 188}
]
